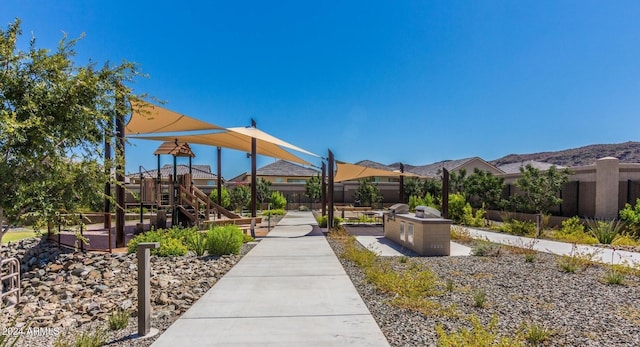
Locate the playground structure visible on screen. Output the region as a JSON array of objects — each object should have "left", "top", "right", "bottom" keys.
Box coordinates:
[{"left": 133, "top": 141, "right": 241, "bottom": 229}]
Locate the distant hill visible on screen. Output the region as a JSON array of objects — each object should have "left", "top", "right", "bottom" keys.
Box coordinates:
[{"left": 490, "top": 141, "right": 640, "bottom": 167}]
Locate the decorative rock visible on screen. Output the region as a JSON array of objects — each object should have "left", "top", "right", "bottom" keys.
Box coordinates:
[
  {"left": 94, "top": 285, "right": 109, "bottom": 293},
  {"left": 1, "top": 238, "right": 252, "bottom": 347}
]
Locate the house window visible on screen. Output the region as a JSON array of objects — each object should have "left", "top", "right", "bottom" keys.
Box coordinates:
[
  {"left": 275, "top": 178, "right": 283, "bottom": 183},
  {"left": 286, "top": 179, "right": 307, "bottom": 183}
]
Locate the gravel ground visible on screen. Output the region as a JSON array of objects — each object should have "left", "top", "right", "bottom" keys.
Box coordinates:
[
  {"left": 327, "top": 235, "right": 640, "bottom": 347},
  {"left": 1, "top": 238, "right": 255, "bottom": 347}
]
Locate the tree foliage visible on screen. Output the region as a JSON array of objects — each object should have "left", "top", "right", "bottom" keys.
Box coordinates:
[
  {"left": 354, "top": 178, "right": 382, "bottom": 207},
  {"left": 0, "top": 18, "right": 144, "bottom": 241},
  {"left": 423, "top": 178, "right": 442, "bottom": 203},
  {"left": 449, "top": 169, "right": 467, "bottom": 195},
  {"left": 619, "top": 198, "right": 640, "bottom": 238},
  {"left": 513, "top": 164, "right": 571, "bottom": 214},
  {"left": 209, "top": 186, "right": 231, "bottom": 209},
  {"left": 270, "top": 191, "right": 287, "bottom": 209},
  {"left": 465, "top": 169, "right": 505, "bottom": 209},
  {"left": 304, "top": 175, "right": 322, "bottom": 202},
  {"left": 403, "top": 177, "right": 424, "bottom": 201},
  {"left": 229, "top": 185, "right": 250, "bottom": 212},
  {"left": 255, "top": 178, "right": 272, "bottom": 203}
]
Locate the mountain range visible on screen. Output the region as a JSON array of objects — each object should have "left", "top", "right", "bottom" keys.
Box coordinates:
[
  {"left": 372, "top": 141, "right": 640, "bottom": 174},
  {"left": 489, "top": 141, "right": 640, "bottom": 167}
]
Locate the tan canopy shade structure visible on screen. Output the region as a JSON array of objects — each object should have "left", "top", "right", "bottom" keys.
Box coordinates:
[
  {"left": 126, "top": 100, "right": 223, "bottom": 135},
  {"left": 333, "top": 161, "right": 421, "bottom": 182},
  {"left": 133, "top": 132, "right": 312, "bottom": 166},
  {"left": 227, "top": 127, "right": 320, "bottom": 158}
]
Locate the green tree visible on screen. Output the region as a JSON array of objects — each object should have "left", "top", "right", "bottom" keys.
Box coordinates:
[
  {"left": 354, "top": 178, "right": 382, "bottom": 207},
  {"left": 270, "top": 191, "right": 287, "bottom": 209},
  {"left": 0, "top": 18, "right": 143, "bottom": 242},
  {"left": 619, "top": 198, "right": 640, "bottom": 238},
  {"left": 423, "top": 178, "right": 442, "bottom": 204},
  {"left": 255, "top": 178, "right": 272, "bottom": 204},
  {"left": 449, "top": 169, "right": 467, "bottom": 195},
  {"left": 304, "top": 175, "right": 322, "bottom": 202},
  {"left": 209, "top": 186, "right": 231, "bottom": 209},
  {"left": 403, "top": 177, "right": 424, "bottom": 201},
  {"left": 513, "top": 164, "right": 571, "bottom": 214},
  {"left": 465, "top": 169, "right": 505, "bottom": 209},
  {"left": 229, "top": 185, "right": 250, "bottom": 212}
]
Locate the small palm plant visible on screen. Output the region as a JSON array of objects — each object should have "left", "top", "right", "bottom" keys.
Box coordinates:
[{"left": 586, "top": 219, "right": 625, "bottom": 244}]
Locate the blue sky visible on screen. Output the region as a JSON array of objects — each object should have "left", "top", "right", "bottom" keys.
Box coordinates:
[{"left": 3, "top": 1, "right": 640, "bottom": 179}]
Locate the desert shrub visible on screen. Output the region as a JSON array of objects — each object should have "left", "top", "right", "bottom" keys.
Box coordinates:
[
  {"left": 316, "top": 215, "right": 343, "bottom": 228},
  {"left": 186, "top": 232, "right": 208, "bottom": 256},
  {"left": 604, "top": 269, "right": 624, "bottom": 285},
  {"left": 54, "top": 328, "right": 107, "bottom": 347},
  {"left": 498, "top": 219, "right": 536, "bottom": 236},
  {"left": 471, "top": 239, "right": 500, "bottom": 256},
  {"left": 127, "top": 229, "right": 188, "bottom": 257},
  {"left": 436, "top": 315, "right": 524, "bottom": 347},
  {"left": 108, "top": 309, "right": 130, "bottom": 330},
  {"left": 448, "top": 193, "right": 467, "bottom": 224},
  {"left": 262, "top": 209, "right": 285, "bottom": 216},
  {"left": 446, "top": 279, "right": 455, "bottom": 292},
  {"left": 461, "top": 204, "right": 486, "bottom": 227},
  {"left": 365, "top": 263, "right": 440, "bottom": 299},
  {"left": 586, "top": 218, "right": 624, "bottom": 244},
  {"left": 557, "top": 245, "right": 599, "bottom": 273},
  {"left": 270, "top": 191, "right": 287, "bottom": 209},
  {"left": 612, "top": 233, "right": 640, "bottom": 246},
  {"left": 620, "top": 198, "right": 640, "bottom": 237},
  {"left": 243, "top": 234, "right": 255, "bottom": 243},
  {"left": 473, "top": 289, "right": 487, "bottom": 308},
  {"left": 450, "top": 225, "right": 473, "bottom": 242},
  {"left": 158, "top": 237, "right": 189, "bottom": 256},
  {"left": 127, "top": 229, "right": 163, "bottom": 254},
  {"left": 207, "top": 225, "right": 244, "bottom": 256},
  {"left": 523, "top": 323, "right": 553, "bottom": 345},
  {"left": 166, "top": 226, "right": 198, "bottom": 244},
  {"left": 341, "top": 240, "right": 377, "bottom": 268},
  {"left": 560, "top": 216, "right": 584, "bottom": 234},
  {"left": 551, "top": 217, "right": 598, "bottom": 244}
]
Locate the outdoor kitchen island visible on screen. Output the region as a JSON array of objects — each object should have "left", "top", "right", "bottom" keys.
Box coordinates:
[{"left": 384, "top": 204, "right": 452, "bottom": 256}]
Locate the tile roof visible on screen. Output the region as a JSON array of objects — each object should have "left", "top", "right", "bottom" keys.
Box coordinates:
[
  {"left": 403, "top": 157, "right": 478, "bottom": 177},
  {"left": 497, "top": 160, "right": 565, "bottom": 174},
  {"left": 256, "top": 160, "right": 319, "bottom": 177}
]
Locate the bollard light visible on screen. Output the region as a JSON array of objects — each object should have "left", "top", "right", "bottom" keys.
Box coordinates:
[{"left": 137, "top": 242, "right": 159, "bottom": 337}]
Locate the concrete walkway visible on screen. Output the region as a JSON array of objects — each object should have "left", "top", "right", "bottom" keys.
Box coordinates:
[
  {"left": 465, "top": 227, "right": 640, "bottom": 266},
  {"left": 151, "top": 211, "right": 389, "bottom": 347}
]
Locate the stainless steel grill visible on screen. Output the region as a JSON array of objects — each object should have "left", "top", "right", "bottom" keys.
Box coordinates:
[{"left": 415, "top": 205, "right": 441, "bottom": 218}]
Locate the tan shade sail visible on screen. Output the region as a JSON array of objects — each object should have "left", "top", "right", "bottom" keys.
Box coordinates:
[
  {"left": 334, "top": 161, "right": 421, "bottom": 182},
  {"left": 126, "top": 100, "right": 223, "bottom": 135},
  {"left": 228, "top": 127, "right": 319, "bottom": 158},
  {"left": 133, "top": 132, "right": 312, "bottom": 166}
]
